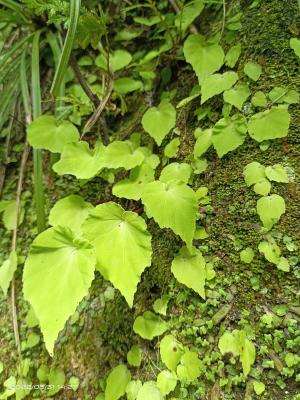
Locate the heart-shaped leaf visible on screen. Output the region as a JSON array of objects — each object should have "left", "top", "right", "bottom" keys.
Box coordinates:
[
  {"left": 223, "top": 83, "right": 250, "bottom": 110},
  {"left": 244, "top": 62, "right": 262, "bottom": 81},
  {"left": 201, "top": 71, "right": 238, "bottom": 104},
  {"left": 248, "top": 107, "right": 290, "bottom": 142},
  {"left": 0, "top": 251, "right": 17, "bottom": 296},
  {"left": 136, "top": 382, "right": 163, "bottom": 400},
  {"left": 257, "top": 194, "right": 285, "bottom": 230},
  {"left": 133, "top": 311, "right": 168, "bottom": 340},
  {"left": 157, "top": 370, "right": 177, "bottom": 396},
  {"left": 159, "top": 162, "right": 192, "bottom": 184},
  {"left": 243, "top": 162, "right": 266, "bottom": 186},
  {"left": 160, "top": 335, "right": 184, "bottom": 371},
  {"left": 265, "top": 164, "right": 289, "bottom": 183},
  {"left": 95, "top": 49, "right": 132, "bottom": 72},
  {"left": 105, "top": 364, "right": 131, "bottom": 400}
]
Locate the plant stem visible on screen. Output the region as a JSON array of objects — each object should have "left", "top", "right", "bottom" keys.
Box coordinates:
[{"left": 31, "top": 31, "right": 46, "bottom": 232}]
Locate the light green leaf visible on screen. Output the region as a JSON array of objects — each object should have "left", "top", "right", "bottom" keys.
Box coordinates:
[
  {"left": 257, "top": 194, "right": 285, "bottom": 230},
  {"left": 177, "top": 350, "right": 202, "bottom": 382},
  {"left": 127, "top": 345, "right": 142, "bottom": 367},
  {"left": 69, "top": 376, "right": 80, "bottom": 391},
  {"left": 47, "top": 367, "right": 65, "bottom": 396},
  {"left": 175, "top": 0, "right": 204, "bottom": 32},
  {"left": 276, "top": 256, "right": 290, "bottom": 272},
  {"left": 27, "top": 115, "right": 79, "bottom": 153},
  {"left": 126, "top": 380, "right": 142, "bottom": 400},
  {"left": 243, "top": 162, "right": 266, "bottom": 186},
  {"left": 251, "top": 91, "right": 267, "bottom": 107},
  {"left": 253, "top": 178, "right": 271, "bottom": 196},
  {"left": 0, "top": 251, "right": 17, "bottom": 296},
  {"left": 193, "top": 128, "right": 213, "bottom": 157},
  {"left": 285, "top": 353, "right": 300, "bottom": 367},
  {"left": 290, "top": 38, "right": 300, "bottom": 59},
  {"left": 105, "top": 365, "right": 131, "bottom": 400},
  {"left": 253, "top": 381, "right": 265, "bottom": 395},
  {"left": 53, "top": 141, "right": 104, "bottom": 179},
  {"left": 142, "top": 101, "right": 176, "bottom": 145},
  {"left": 159, "top": 163, "right": 192, "bottom": 184},
  {"left": 248, "top": 107, "right": 290, "bottom": 142},
  {"left": 160, "top": 335, "right": 184, "bottom": 371},
  {"left": 49, "top": 195, "right": 93, "bottom": 233},
  {"left": 142, "top": 181, "right": 197, "bottom": 248},
  {"left": 183, "top": 34, "right": 224, "bottom": 83},
  {"left": 240, "top": 336, "right": 256, "bottom": 376},
  {"left": 134, "top": 15, "right": 161, "bottom": 26},
  {"left": 171, "top": 247, "right": 206, "bottom": 299},
  {"left": 133, "top": 311, "right": 168, "bottom": 340},
  {"left": 224, "top": 43, "right": 242, "bottom": 68},
  {"left": 157, "top": 370, "right": 177, "bottom": 396},
  {"left": 265, "top": 164, "right": 289, "bottom": 183},
  {"left": 212, "top": 114, "right": 247, "bottom": 157},
  {"left": 83, "top": 203, "right": 152, "bottom": 306},
  {"left": 201, "top": 71, "right": 238, "bottom": 104},
  {"left": 136, "top": 382, "right": 163, "bottom": 400},
  {"left": 223, "top": 83, "right": 250, "bottom": 110},
  {"left": 244, "top": 62, "right": 262, "bottom": 81},
  {"left": 96, "top": 49, "right": 132, "bottom": 72},
  {"left": 15, "top": 378, "right": 31, "bottom": 400},
  {"left": 114, "top": 78, "right": 143, "bottom": 94},
  {"left": 153, "top": 295, "right": 169, "bottom": 316},
  {"left": 258, "top": 239, "right": 281, "bottom": 264},
  {"left": 0, "top": 200, "right": 24, "bottom": 231},
  {"left": 218, "top": 331, "right": 240, "bottom": 357},
  {"left": 192, "top": 157, "right": 208, "bottom": 174},
  {"left": 23, "top": 227, "right": 96, "bottom": 355},
  {"left": 101, "top": 141, "right": 145, "bottom": 170},
  {"left": 23, "top": 333, "right": 40, "bottom": 350},
  {"left": 164, "top": 138, "right": 180, "bottom": 158},
  {"left": 240, "top": 247, "right": 254, "bottom": 264}
]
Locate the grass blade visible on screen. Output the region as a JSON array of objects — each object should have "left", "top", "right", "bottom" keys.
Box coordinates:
[{"left": 50, "top": 0, "right": 81, "bottom": 97}]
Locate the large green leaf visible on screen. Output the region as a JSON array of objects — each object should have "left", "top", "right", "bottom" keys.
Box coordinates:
[
  {"left": 171, "top": 247, "right": 206, "bottom": 299},
  {"left": 142, "top": 181, "right": 197, "bottom": 248},
  {"left": 53, "top": 141, "right": 104, "bottom": 179},
  {"left": 133, "top": 311, "right": 168, "bottom": 340},
  {"left": 159, "top": 162, "right": 192, "bottom": 184},
  {"left": 177, "top": 350, "right": 202, "bottom": 382},
  {"left": 105, "top": 364, "right": 131, "bottom": 400},
  {"left": 243, "top": 162, "right": 266, "bottom": 186},
  {"left": 136, "top": 382, "right": 163, "bottom": 400},
  {"left": 248, "top": 107, "right": 290, "bottom": 142},
  {"left": 256, "top": 194, "right": 285, "bottom": 230},
  {"left": 142, "top": 101, "right": 176, "bottom": 145},
  {"left": 212, "top": 114, "right": 247, "bottom": 157},
  {"left": 23, "top": 227, "right": 96, "bottom": 355},
  {"left": 175, "top": 0, "right": 204, "bottom": 32},
  {"left": 201, "top": 72, "right": 238, "bottom": 104},
  {"left": 183, "top": 34, "right": 224, "bottom": 83},
  {"left": 48, "top": 195, "right": 93, "bottom": 233},
  {"left": 160, "top": 335, "right": 184, "bottom": 371},
  {"left": 101, "top": 141, "right": 145, "bottom": 170},
  {"left": 126, "top": 380, "right": 142, "bottom": 400},
  {"left": 157, "top": 370, "right": 177, "bottom": 396},
  {"left": 223, "top": 83, "right": 250, "bottom": 110},
  {"left": 0, "top": 251, "right": 17, "bottom": 296},
  {"left": 265, "top": 164, "right": 289, "bottom": 183},
  {"left": 83, "top": 202, "right": 152, "bottom": 306},
  {"left": 27, "top": 115, "right": 79, "bottom": 153}
]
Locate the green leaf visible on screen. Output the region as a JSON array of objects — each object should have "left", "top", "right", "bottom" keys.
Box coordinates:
[
  {"left": 113, "top": 78, "right": 143, "bottom": 94},
  {"left": 253, "top": 381, "right": 265, "bottom": 395},
  {"left": 127, "top": 345, "right": 142, "bottom": 367},
  {"left": 133, "top": 311, "right": 168, "bottom": 340},
  {"left": 171, "top": 247, "right": 206, "bottom": 299},
  {"left": 265, "top": 164, "right": 289, "bottom": 183},
  {"left": 201, "top": 71, "right": 238, "bottom": 104},
  {"left": 105, "top": 364, "right": 131, "bottom": 400},
  {"left": 136, "top": 382, "right": 163, "bottom": 400},
  {"left": 23, "top": 227, "right": 96, "bottom": 355},
  {"left": 218, "top": 331, "right": 240, "bottom": 357},
  {"left": 27, "top": 115, "right": 79, "bottom": 153},
  {"left": 183, "top": 34, "right": 224, "bottom": 83},
  {"left": 243, "top": 162, "right": 266, "bottom": 186},
  {"left": 101, "top": 141, "right": 145, "bottom": 170},
  {"left": 276, "top": 256, "right": 290, "bottom": 272},
  {"left": 159, "top": 162, "right": 192, "bottom": 184},
  {"left": 177, "top": 350, "right": 202, "bottom": 382},
  {"left": 240, "top": 247, "right": 254, "bottom": 264},
  {"left": 157, "top": 370, "right": 177, "bottom": 396},
  {"left": 69, "top": 376, "right": 80, "bottom": 391},
  {"left": 175, "top": 0, "right": 204, "bottom": 32},
  {"left": 223, "top": 83, "right": 250, "bottom": 110},
  {"left": 160, "top": 335, "right": 184, "bottom": 371},
  {"left": 258, "top": 239, "right": 281, "bottom": 264},
  {"left": 83, "top": 202, "right": 152, "bottom": 307},
  {"left": 290, "top": 37, "right": 300, "bottom": 59},
  {"left": 253, "top": 178, "right": 271, "bottom": 196},
  {"left": 193, "top": 128, "right": 213, "bottom": 157},
  {"left": 240, "top": 336, "right": 256, "bottom": 376},
  {"left": 285, "top": 353, "right": 300, "bottom": 367},
  {"left": 248, "top": 107, "right": 290, "bottom": 142},
  {"left": 0, "top": 251, "right": 17, "bottom": 296},
  {"left": 126, "top": 380, "right": 142, "bottom": 400},
  {"left": 49, "top": 195, "right": 93, "bottom": 233},
  {"left": 142, "top": 101, "right": 176, "bottom": 145},
  {"left": 244, "top": 62, "right": 262, "bottom": 81},
  {"left": 47, "top": 367, "right": 65, "bottom": 396},
  {"left": 212, "top": 114, "right": 247, "bottom": 157},
  {"left": 53, "top": 141, "right": 104, "bottom": 179},
  {"left": 0, "top": 200, "right": 24, "bottom": 231},
  {"left": 142, "top": 181, "right": 197, "bottom": 248},
  {"left": 164, "top": 138, "right": 180, "bottom": 158},
  {"left": 251, "top": 91, "right": 267, "bottom": 107},
  {"left": 257, "top": 194, "right": 285, "bottom": 230},
  {"left": 153, "top": 295, "right": 169, "bottom": 316},
  {"left": 96, "top": 50, "right": 132, "bottom": 72},
  {"left": 224, "top": 43, "right": 242, "bottom": 68}
]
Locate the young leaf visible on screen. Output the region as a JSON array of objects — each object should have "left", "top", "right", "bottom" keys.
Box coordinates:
[
  {"left": 101, "top": 141, "right": 145, "bottom": 170},
  {"left": 164, "top": 138, "right": 180, "bottom": 158},
  {"left": 257, "top": 194, "right": 285, "bottom": 230},
  {"left": 153, "top": 295, "right": 169, "bottom": 316},
  {"left": 126, "top": 380, "right": 142, "bottom": 400},
  {"left": 171, "top": 247, "right": 206, "bottom": 299},
  {"left": 244, "top": 62, "right": 262, "bottom": 81},
  {"left": 183, "top": 34, "right": 224, "bottom": 83},
  {"left": 175, "top": 0, "right": 204, "bottom": 32},
  {"left": 27, "top": 115, "right": 79, "bottom": 153},
  {"left": 136, "top": 381, "right": 163, "bottom": 400},
  {"left": 265, "top": 164, "right": 289, "bottom": 183},
  {"left": 212, "top": 114, "right": 247, "bottom": 157},
  {"left": 23, "top": 227, "right": 96, "bottom": 355},
  {"left": 49, "top": 195, "right": 93, "bottom": 233},
  {"left": 253, "top": 178, "right": 271, "bottom": 196},
  {"left": 243, "top": 162, "right": 266, "bottom": 186},
  {"left": 53, "top": 141, "right": 104, "bottom": 179},
  {"left": 95, "top": 49, "right": 132, "bottom": 72},
  {"left": 290, "top": 37, "right": 300, "bottom": 59},
  {"left": 224, "top": 43, "right": 242, "bottom": 68},
  {"left": 160, "top": 335, "right": 184, "bottom": 371},
  {"left": 156, "top": 370, "right": 177, "bottom": 396},
  {"left": 159, "top": 162, "right": 192, "bottom": 184},
  {"left": 201, "top": 71, "right": 238, "bottom": 104},
  {"left": 113, "top": 78, "right": 143, "bottom": 94},
  {"left": 223, "top": 83, "right": 251, "bottom": 110},
  {"left": 193, "top": 128, "right": 213, "bottom": 157},
  {"left": 248, "top": 107, "right": 290, "bottom": 142},
  {"left": 0, "top": 251, "right": 17, "bottom": 296},
  {"left": 0, "top": 199, "right": 24, "bottom": 230},
  {"left": 142, "top": 101, "right": 176, "bottom": 145},
  {"left": 253, "top": 381, "right": 265, "bottom": 396},
  {"left": 83, "top": 202, "right": 152, "bottom": 306},
  {"left": 240, "top": 335, "right": 256, "bottom": 376},
  {"left": 258, "top": 239, "right": 281, "bottom": 264},
  {"left": 133, "top": 311, "right": 168, "bottom": 340},
  {"left": 127, "top": 345, "right": 142, "bottom": 367},
  {"left": 177, "top": 350, "right": 202, "bottom": 382},
  {"left": 105, "top": 364, "right": 131, "bottom": 400},
  {"left": 240, "top": 247, "right": 254, "bottom": 264},
  {"left": 251, "top": 91, "right": 267, "bottom": 107},
  {"left": 142, "top": 181, "right": 197, "bottom": 248}
]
